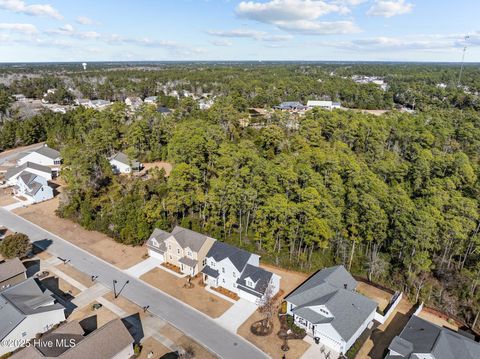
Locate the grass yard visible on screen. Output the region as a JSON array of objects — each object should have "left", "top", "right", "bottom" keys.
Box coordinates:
[
  {"left": 140, "top": 267, "right": 232, "bottom": 318},
  {"left": 138, "top": 337, "right": 171, "bottom": 359},
  {"left": 54, "top": 263, "right": 95, "bottom": 288},
  {"left": 160, "top": 323, "right": 218, "bottom": 359},
  {"left": 14, "top": 197, "right": 146, "bottom": 269}
]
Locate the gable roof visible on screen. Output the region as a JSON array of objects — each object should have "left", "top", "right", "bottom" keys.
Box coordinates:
[
  {"left": 387, "top": 315, "right": 480, "bottom": 359},
  {"left": 236, "top": 264, "right": 273, "bottom": 298},
  {"left": 169, "top": 226, "right": 214, "bottom": 252},
  {"left": 285, "top": 265, "right": 377, "bottom": 343},
  {"left": 35, "top": 146, "right": 61, "bottom": 160},
  {"left": 5, "top": 162, "right": 51, "bottom": 180},
  {"left": 11, "top": 318, "right": 134, "bottom": 359},
  {"left": 0, "top": 278, "right": 64, "bottom": 341},
  {"left": 205, "top": 241, "right": 254, "bottom": 272},
  {"left": 0, "top": 258, "right": 26, "bottom": 283},
  {"left": 110, "top": 152, "right": 140, "bottom": 168}
]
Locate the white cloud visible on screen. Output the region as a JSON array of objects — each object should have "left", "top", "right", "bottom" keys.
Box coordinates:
[
  {"left": 76, "top": 16, "right": 94, "bottom": 25},
  {"left": 207, "top": 28, "right": 293, "bottom": 41},
  {"left": 367, "top": 0, "right": 413, "bottom": 17},
  {"left": 0, "top": 22, "right": 37, "bottom": 34},
  {"left": 235, "top": 0, "right": 360, "bottom": 35},
  {"left": 0, "top": 0, "right": 62, "bottom": 19},
  {"left": 210, "top": 39, "right": 233, "bottom": 47}
]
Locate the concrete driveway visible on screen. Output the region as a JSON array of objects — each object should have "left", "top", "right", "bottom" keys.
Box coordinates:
[
  {"left": 0, "top": 209, "right": 269, "bottom": 359},
  {"left": 215, "top": 298, "right": 258, "bottom": 333},
  {"left": 124, "top": 257, "right": 162, "bottom": 278}
]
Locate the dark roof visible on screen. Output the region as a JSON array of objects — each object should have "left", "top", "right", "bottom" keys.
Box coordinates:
[
  {"left": 387, "top": 315, "right": 480, "bottom": 359},
  {"left": 5, "top": 162, "right": 51, "bottom": 180},
  {"left": 274, "top": 102, "right": 307, "bottom": 110},
  {"left": 35, "top": 146, "right": 61, "bottom": 160},
  {"left": 236, "top": 264, "right": 273, "bottom": 297},
  {"left": 157, "top": 106, "right": 171, "bottom": 114},
  {"left": 285, "top": 265, "right": 377, "bottom": 343},
  {"left": 201, "top": 265, "right": 219, "bottom": 278},
  {"left": 18, "top": 171, "right": 45, "bottom": 195},
  {"left": 0, "top": 258, "right": 26, "bottom": 283},
  {"left": 205, "top": 241, "right": 254, "bottom": 272}
]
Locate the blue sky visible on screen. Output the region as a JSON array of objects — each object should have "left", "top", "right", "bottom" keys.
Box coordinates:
[{"left": 0, "top": 0, "right": 479, "bottom": 62}]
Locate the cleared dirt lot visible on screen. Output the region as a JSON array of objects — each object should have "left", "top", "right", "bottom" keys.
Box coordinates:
[
  {"left": 56, "top": 263, "right": 95, "bottom": 288},
  {"left": 14, "top": 197, "right": 146, "bottom": 269},
  {"left": 0, "top": 188, "right": 17, "bottom": 206},
  {"left": 417, "top": 308, "right": 459, "bottom": 330},
  {"left": 160, "top": 323, "right": 218, "bottom": 359},
  {"left": 138, "top": 337, "right": 170, "bottom": 359},
  {"left": 141, "top": 267, "right": 232, "bottom": 318},
  {"left": 139, "top": 161, "right": 173, "bottom": 177},
  {"left": 68, "top": 300, "right": 120, "bottom": 327},
  {"left": 357, "top": 282, "right": 392, "bottom": 312}
]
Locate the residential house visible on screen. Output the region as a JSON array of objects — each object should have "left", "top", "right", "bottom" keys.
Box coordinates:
[
  {"left": 125, "top": 97, "right": 143, "bottom": 110},
  {"left": 11, "top": 318, "right": 134, "bottom": 359},
  {"left": 14, "top": 171, "right": 54, "bottom": 203},
  {"left": 274, "top": 102, "right": 308, "bottom": 111},
  {"left": 0, "top": 258, "right": 27, "bottom": 290},
  {"left": 13, "top": 94, "right": 26, "bottom": 102},
  {"left": 147, "top": 226, "right": 215, "bottom": 276},
  {"left": 157, "top": 106, "right": 171, "bottom": 115},
  {"left": 201, "top": 241, "right": 280, "bottom": 303},
  {"left": 307, "top": 100, "right": 341, "bottom": 110},
  {"left": 82, "top": 99, "right": 112, "bottom": 110},
  {"left": 0, "top": 278, "right": 66, "bottom": 356},
  {"left": 74, "top": 98, "right": 92, "bottom": 107},
  {"left": 17, "top": 145, "right": 62, "bottom": 174},
  {"left": 109, "top": 152, "right": 142, "bottom": 174},
  {"left": 284, "top": 265, "right": 377, "bottom": 355},
  {"left": 5, "top": 162, "right": 52, "bottom": 186},
  {"left": 385, "top": 315, "right": 480, "bottom": 359},
  {"left": 144, "top": 96, "right": 158, "bottom": 105}
]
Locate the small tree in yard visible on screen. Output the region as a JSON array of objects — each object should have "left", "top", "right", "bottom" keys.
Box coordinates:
[
  {"left": 0, "top": 233, "right": 32, "bottom": 259},
  {"left": 257, "top": 283, "right": 276, "bottom": 329}
]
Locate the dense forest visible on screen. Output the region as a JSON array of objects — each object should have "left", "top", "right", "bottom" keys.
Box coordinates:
[{"left": 0, "top": 63, "right": 479, "bottom": 331}]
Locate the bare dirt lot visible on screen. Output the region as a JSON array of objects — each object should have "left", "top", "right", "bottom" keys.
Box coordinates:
[
  {"left": 160, "top": 323, "right": 218, "bottom": 359},
  {"left": 357, "top": 282, "right": 392, "bottom": 312},
  {"left": 141, "top": 267, "right": 232, "bottom": 318},
  {"left": 0, "top": 188, "right": 16, "bottom": 206},
  {"left": 55, "top": 263, "right": 95, "bottom": 288},
  {"left": 68, "top": 300, "right": 120, "bottom": 327},
  {"left": 138, "top": 337, "right": 170, "bottom": 359},
  {"left": 138, "top": 161, "right": 173, "bottom": 177},
  {"left": 14, "top": 197, "right": 146, "bottom": 269},
  {"left": 417, "top": 308, "right": 459, "bottom": 330}
]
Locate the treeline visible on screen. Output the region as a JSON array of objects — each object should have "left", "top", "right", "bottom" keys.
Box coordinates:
[{"left": 1, "top": 98, "right": 479, "bottom": 329}]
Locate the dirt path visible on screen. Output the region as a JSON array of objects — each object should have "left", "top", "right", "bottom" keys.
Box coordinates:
[{"left": 13, "top": 197, "right": 146, "bottom": 269}]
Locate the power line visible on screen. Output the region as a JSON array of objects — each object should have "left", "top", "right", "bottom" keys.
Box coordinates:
[{"left": 457, "top": 35, "right": 470, "bottom": 87}]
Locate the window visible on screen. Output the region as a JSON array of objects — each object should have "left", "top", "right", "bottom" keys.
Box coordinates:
[
  {"left": 223, "top": 279, "right": 225, "bottom": 283},
  {"left": 177, "top": 249, "right": 180, "bottom": 254},
  {"left": 233, "top": 272, "right": 236, "bottom": 278},
  {"left": 202, "top": 259, "right": 206, "bottom": 266},
  {"left": 169, "top": 245, "right": 171, "bottom": 250},
  {"left": 222, "top": 267, "right": 225, "bottom": 273},
  {"left": 247, "top": 280, "right": 254, "bottom": 288}
]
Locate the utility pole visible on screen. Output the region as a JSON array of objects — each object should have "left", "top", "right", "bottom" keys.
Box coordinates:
[{"left": 457, "top": 35, "right": 470, "bottom": 87}]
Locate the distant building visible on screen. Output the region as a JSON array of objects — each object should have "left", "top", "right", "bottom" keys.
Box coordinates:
[
  {"left": 285, "top": 265, "right": 377, "bottom": 355},
  {"left": 109, "top": 152, "right": 142, "bottom": 174},
  {"left": 0, "top": 258, "right": 26, "bottom": 290},
  {"left": 144, "top": 96, "right": 158, "bottom": 105},
  {"left": 307, "top": 100, "right": 341, "bottom": 110},
  {"left": 12, "top": 94, "right": 26, "bottom": 102},
  {"left": 0, "top": 278, "right": 66, "bottom": 356},
  {"left": 11, "top": 318, "right": 135, "bottom": 359},
  {"left": 157, "top": 106, "right": 171, "bottom": 115},
  {"left": 125, "top": 97, "right": 143, "bottom": 110},
  {"left": 385, "top": 315, "right": 480, "bottom": 359},
  {"left": 274, "top": 102, "right": 308, "bottom": 111}
]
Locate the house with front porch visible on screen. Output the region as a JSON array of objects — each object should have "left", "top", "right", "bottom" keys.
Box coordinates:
[
  {"left": 284, "top": 265, "right": 377, "bottom": 355},
  {"left": 147, "top": 226, "right": 215, "bottom": 276}
]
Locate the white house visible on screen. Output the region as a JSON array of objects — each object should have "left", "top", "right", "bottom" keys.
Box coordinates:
[
  {"left": 285, "top": 265, "right": 377, "bottom": 355},
  {"left": 0, "top": 278, "right": 66, "bottom": 356},
  {"left": 10, "top": 318, "right": 134, "bottom": 359},
  {"left": 144, "top": 96, "right": 158, "bottom": 105},
  {"left": 14, "top": 171, "right": 54, "bottom": 203},
  {"left": 17, "top": 145, "right": 61, "bottom": 173},
  {"left": 125, "top": 97, "right": 143, "bottom": 110},
  {"left": 109, "top": 152, "right": 142, "bottom": 174},
  {"left": 201, "top": 241, "right": 281, "bottom": 303},
  {"left": 5, "top": 162, "right": 52, "bottom": 186},
  {"left": 307, "top": 100, "right": 341, "bottom": 110}
]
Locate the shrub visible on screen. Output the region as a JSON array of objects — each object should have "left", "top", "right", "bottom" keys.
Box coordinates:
[{"left": 0, "top": 233, "right": 31, "bottom": 259}]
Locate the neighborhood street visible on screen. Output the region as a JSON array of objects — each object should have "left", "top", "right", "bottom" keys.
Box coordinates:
[{"left": 0, "top": 208, "right": 269, "bottom": 359}]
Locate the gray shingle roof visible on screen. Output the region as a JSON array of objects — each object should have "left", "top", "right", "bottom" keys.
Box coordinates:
[
  {"left": 35, "top": 146, "right": 61, "bottom": 160},
  {"left": 178, "top": 257, "right": 198, "bottom": 268},
  {"left": 0, "top": 278, "right": 64, "bottom": 341},
  {"left": 285, "top": 265, "right": 377, "bottom": 343},
  {"left": 205, "top": 241, "right": 254, "bottom": 272},
  {"left": 170, "top": 226, "right": 213, "bottom": 252},
  {"left": 236, "top": 264, "right": 273, "bottom": 297},
  {"left": 110, "top": 152, "right": 140, "bottom": 169},
  {"left": 0, "top": 258, "right": 26, "bottom": 283},
  {"left": 5, "top": 162, "right": 51, "bottom": 180},
  {"left": 201, "top": 265, "right": 219, "bottom": 278},
  {"left": 387, "top": 315, "right": 480, "bottom": 359}
]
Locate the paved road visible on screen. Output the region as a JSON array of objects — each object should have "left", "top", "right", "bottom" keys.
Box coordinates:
[{"left": 0, "top": 208, "right": 269, "bottom": 359}]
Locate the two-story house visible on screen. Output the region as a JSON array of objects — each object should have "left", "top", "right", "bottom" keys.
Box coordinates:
[
  {"left": 284, "top": 265, "right": 377, "bottom": 355},
  {"left": 147, "top": 226, "right": 215, "bottom": 276},
  {"left": 201, "top": 241, "right": 281, "bottom": 303},
  {"left": 17, "top": 145, "right": 62, "bottom": 175},
  {"left": 14, "top": 171, "right": 54, "bottom": 203}
]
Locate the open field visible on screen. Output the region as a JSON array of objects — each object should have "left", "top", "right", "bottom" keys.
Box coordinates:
[
  {"left": 141, "top": 267, "right": 232, "bottom": 318},
  {"left": 14, "top": 197, "right": 146, "bottom": 269}
]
